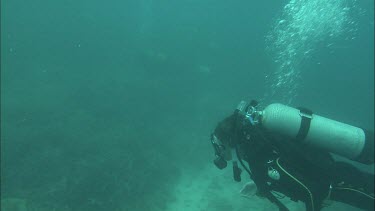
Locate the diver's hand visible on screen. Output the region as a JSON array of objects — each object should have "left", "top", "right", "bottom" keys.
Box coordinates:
[{"left": 240, "top": 181, "right": 258, "bottom": 198}]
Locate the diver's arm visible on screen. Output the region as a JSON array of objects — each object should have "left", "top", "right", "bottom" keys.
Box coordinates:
[
  {"left": 251, "top": 178, "right": 289, "bottom": 211},
  {"left": 248, "top": 163, "right": 289, "bottom": 211},
  {"left": 250, "top": 178, "right": 289, "bottom": 211},
  {"left": 264, "top": 191, "right": 290, "bottom": 211}
]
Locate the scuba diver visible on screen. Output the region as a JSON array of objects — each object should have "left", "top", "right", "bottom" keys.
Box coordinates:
[{"left": 210, "top": 100, "right": 374, "bottom": 211}]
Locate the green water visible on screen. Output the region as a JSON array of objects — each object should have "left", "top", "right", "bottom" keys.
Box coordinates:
[{"left": 1, "top": 0, "right": 373, "bottom": 210}]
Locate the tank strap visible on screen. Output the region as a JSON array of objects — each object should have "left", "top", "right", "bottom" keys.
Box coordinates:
[{"left": 296, "top": 107, "right": 313, "bottom": 141}]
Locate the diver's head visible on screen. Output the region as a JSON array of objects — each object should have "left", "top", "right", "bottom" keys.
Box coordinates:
[
  {"left": 211, "top": 100, "right": 261, "bottom": 170},
  {"left": 214, "top": 113, "right": 237, "bottom": 147},
  {"left": 211, "top": 113, "right": 238, "bottom": 169},
  {"left": 211, "top": 133, "right": 231, "bottom": 169}
]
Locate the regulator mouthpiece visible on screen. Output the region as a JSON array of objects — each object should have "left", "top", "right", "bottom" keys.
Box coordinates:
[{"left": 213, "top": 156, "right": 227, "bottom": 169}]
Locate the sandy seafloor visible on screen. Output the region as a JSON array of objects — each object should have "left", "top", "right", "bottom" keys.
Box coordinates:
[{"left": 165, "top": 164, "right": 365, "bottom": 211}]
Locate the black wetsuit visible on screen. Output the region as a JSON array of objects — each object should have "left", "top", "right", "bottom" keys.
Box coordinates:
[{"left": 215, "top": 113, "right": 375, "bottom": 211}]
